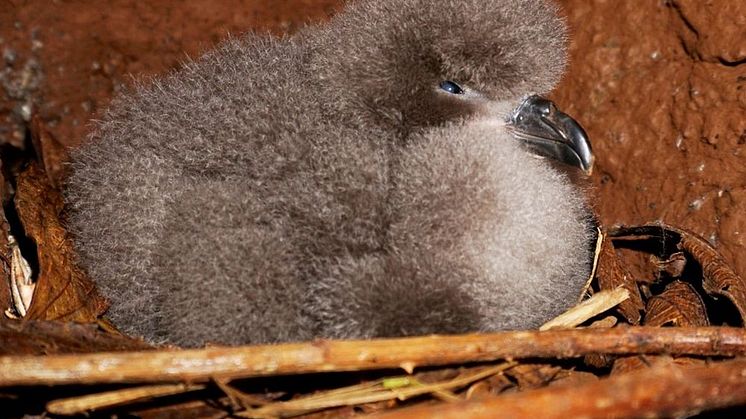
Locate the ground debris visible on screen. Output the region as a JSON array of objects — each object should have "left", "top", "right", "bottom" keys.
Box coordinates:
[{"left": 13, "top": 163, "right": 108, "bottom": 322}]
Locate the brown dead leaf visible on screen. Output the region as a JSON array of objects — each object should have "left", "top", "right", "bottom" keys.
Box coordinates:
[
  {"left": 0, "top": 164, "right": 11, "bottom": 320},
  {"left": 596, "top": 233, "right": 644, "bottom": 324},
  {"left": 0, "top": 320, "right": 151, "bottom": 355},
  {"left": 610, "top": 224, "right": 746, "bottom": 324},
  {"left": 645, "top": 281, "right": 709, "bottom": 327},
  {"left": 0, "top": 211, "right": 10, "bottom": 320},
  {"left": 611, "top": 355, "right": 668, "bottom": 375},
  {"left": 583, "top": 353, "right": 613, "bottom": 369},
  {"left": 504, "top": 364, "right": 562, "bottom": 391},
  {"left": 653, "top": 252, "right": 687, "bottom": 278},
  {"left": 549, "top": 369, "right": 599, "bottom": 387},
  {"left": 14, "top": 163, "right": 108, "bottom": 321},
  {"left": 679, "top": 230, "right": 746, "bottom": 323},
  {"left": 468, "top": 371, "right": 514, "bottom": 397},
  {"left": 582, "top": 315, "right": 619, "bottom": 369},
  {"left": 30, "top": 115, "right": 70, "bottom": 189},
  {"left": 611, "top": 354, "right": 706, "bottom": 376}
]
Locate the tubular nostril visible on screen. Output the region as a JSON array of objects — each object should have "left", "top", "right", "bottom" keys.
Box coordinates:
[{"left": 538, "top": 100, "right": 553, "bottom": 117}]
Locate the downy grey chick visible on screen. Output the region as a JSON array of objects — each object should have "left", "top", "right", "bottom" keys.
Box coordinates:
[{"left": 65, "top": 0, "right": 596, "bottom": 348}]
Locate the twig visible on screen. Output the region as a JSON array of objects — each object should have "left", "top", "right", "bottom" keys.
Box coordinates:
[
  {"left": 213, "top": 377, "right": 270, "bottom": 409},
  {"left": 577, "top": 227, "right": 604, "bottom": 303},
  {"left": 46, "top": 383, "right": 206, "bottom": 415},
  {"left": 234, "top": 362, "right": 517, "bottom": 418},
  {"left": 371, "top": 357, "right": 746, "bottom": 418},
  {"left": 540, "top": 286, "right": 629, "bottom": 330},
  {"left": 1, "top": 327, "right": 745, "bottom": 386}
]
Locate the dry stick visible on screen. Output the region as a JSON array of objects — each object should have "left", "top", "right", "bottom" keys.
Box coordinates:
[
  {"left": 540, "top": 287, "right": 629, "bottom": 330},
  {"left": 576, "top": 227, "right": 605, "bottom": 304},
  {"left": 235, "top": 362, "right": 518, "bottom": 418},
  {"left": 370, "top": 357, "right": 746, "bottom": 419},
  {"left": 1, "top": 327, "right": 745, "bottom": 387},
  {"left": 46, "top": 383, "right": 206, "bottom": 416}
]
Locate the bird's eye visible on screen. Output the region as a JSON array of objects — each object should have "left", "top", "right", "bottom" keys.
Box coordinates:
[{"left": 439, "top": 80, "right": 464, "bottom": 95}]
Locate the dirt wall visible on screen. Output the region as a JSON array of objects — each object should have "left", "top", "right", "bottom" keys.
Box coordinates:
[
  {"left": 553, "top": 0, "right": 746, "bottom": 280},
  {"left": 2, "top": 0, "right": 744, "bottom": 276}
]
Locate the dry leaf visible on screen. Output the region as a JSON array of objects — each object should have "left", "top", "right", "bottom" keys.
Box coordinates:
[
  {"left": 595, "top": 233, "right": 644, "bottom": 324},
  {"left": 679, "top": 230, "right": 746, "bottom": 323},
  {"left": 0, "top": 210, "right": 11, "bottom": 320},
  {"left": 609, "top": 224, "right": 746, "bottom": 324},
  {"left": 645, "top": 281, "right": 709, "bottom": 327},
  {"left": 0, "top": 320, "right": 151, "bottom": 355},
  {"left": 611, "top": 355, "right": 704, "bottom": 375},
  {"left": 583, "top": 315, "right": 619, "bottom": 369},
  {"left": 611, "top": 355, "right": 669, "bottom": 375},
  {"left": 472, "top": 372, "right": 514, "bottom": 396},
  {"left": 7, "top": 234, "right": 35, "bottom": 318},
  {"left": 611, "top": 354, "right": 706, "bottom": 376},
  {"left": 653, "top": 252, "right": 687, "bottom": 278},
  {"left": 549, "top": 369, "right": 599, "bottom": 387},
  {"left": 30, "top": 115, "right": 70, "bottom": 189},
  {"left": 583, "top": 353, "right": 613, "bottom": 369},
  {"left": 504, "top": 364, "right": 562, "bottom": 391},
  {"left": 0, "top": 163, "right": 11, "bottom": 317},
  {"left": 14, "top": 164, "right": 108, "bottom": 322}
]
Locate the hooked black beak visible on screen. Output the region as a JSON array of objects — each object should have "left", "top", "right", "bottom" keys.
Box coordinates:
[{"left": 507, "top": 95, "right": 594, "bottom": 175}]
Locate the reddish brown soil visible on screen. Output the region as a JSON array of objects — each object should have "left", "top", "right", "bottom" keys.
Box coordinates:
[
  {"left": 2, "top": 0, "right": 745, "bottom": 277},
  {"left": 553, "top": 0, "right": 746, "bottom": 279},
  {"left": 1, "top": 0, "right": 343, "bottom": 150}
]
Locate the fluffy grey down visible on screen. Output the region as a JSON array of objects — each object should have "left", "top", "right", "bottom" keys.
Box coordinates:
[{"left": 64, "top": 0, "right": 595, "bottom": 347}]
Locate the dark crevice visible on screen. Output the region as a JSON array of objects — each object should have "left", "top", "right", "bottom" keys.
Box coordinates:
[
  {"left": 667, "top": 0, "right": 700, "bottom": 37},
  {"left": 1, "top": 124, "right": 41, "bottom": 283},
  {"left": 3, "top": 195, "right": 39, "bottom": 281},
  {"left": 717, "top": 56, "right": 746, "bottom": 67},
  {"left": 1, "top": 122, "right": 40, "bottom": 183},
  {"left": 666, "top": 0, "right": 702, "bottom": 64},
  {"left": 676, "top": 36, "right": 701, "bottom": 61}
]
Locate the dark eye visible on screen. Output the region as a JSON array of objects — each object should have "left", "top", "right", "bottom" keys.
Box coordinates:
[{"left": 439, "top": 80, "right": 464, "bottom": 95}]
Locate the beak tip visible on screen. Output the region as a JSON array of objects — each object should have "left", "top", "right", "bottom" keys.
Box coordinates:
[
  {"left": 584, "top": 156, "right": 595, "bottom": 176},
  {"left": 508, "top": 95, "right": 594, "bottom": 176}
]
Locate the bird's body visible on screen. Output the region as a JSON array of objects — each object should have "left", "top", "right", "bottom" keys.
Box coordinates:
[{"left": 65, "top": 0, "right": 595, "bottom": 347}]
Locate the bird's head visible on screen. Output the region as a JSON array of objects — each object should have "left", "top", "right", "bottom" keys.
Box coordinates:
[{"left": 308, "top": 0, "right": 593, "bottom": 174}]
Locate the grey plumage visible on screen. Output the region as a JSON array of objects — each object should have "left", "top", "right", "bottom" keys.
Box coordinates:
[{"left": 64, "top": 0, "right": 594, "bottom": 347}]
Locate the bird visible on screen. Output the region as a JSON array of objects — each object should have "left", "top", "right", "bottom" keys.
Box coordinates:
[{"left": 64, "top": 0, "right": 596, "bottom": 348}]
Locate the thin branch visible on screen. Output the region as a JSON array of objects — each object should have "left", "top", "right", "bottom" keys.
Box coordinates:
[
  {"left": 46, "top": 383, "right": 206, "bottom": 415},
  {"left": 371, "top": 358, "right": 746, "bottom": 418},
  {"left": 233, "top": 362, "right": 517, "bottom": 418},
  {"left": 1, "top": 327, "right": 745, "bottom": 386},
  {"left": 540, "top": 287, "right": 629, "bottom": 330}
]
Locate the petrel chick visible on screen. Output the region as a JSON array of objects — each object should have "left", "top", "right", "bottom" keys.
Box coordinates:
[{"left": 65, "top": 0, "right": 596, "bottom": 347}]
